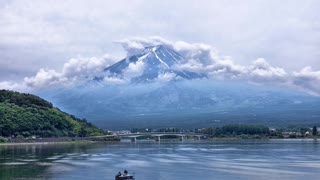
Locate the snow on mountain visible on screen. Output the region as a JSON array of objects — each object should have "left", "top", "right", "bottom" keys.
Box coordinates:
[
  {"left": 103, "top": 45, "right": 207, "bottom": 82},
  {"left": 38, "top": 45, "right": 320, "bottom": 130}
]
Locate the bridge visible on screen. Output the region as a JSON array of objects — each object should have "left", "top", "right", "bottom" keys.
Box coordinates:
[{"left": 114, "top": 132, "right": 206, "bottom": 142}]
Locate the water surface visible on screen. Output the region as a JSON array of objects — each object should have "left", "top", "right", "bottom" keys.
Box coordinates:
[{"left": 0, "top": 139, "right": 319, "bottom": 180}]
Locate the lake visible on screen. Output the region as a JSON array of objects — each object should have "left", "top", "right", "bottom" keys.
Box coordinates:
[{"left": 0, "top": 139, "right": 319, "bottom": 180}]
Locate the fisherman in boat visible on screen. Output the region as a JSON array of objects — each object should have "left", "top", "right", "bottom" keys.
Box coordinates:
[{"left": 115, "top": 170, "right": 134, "bottom": 180}]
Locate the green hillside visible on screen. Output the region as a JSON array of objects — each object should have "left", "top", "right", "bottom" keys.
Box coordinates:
[{"left": 0, "top": 90, "right": 105, "bottom": 137}]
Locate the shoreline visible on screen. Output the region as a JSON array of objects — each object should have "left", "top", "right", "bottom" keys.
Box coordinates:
[
  {"left": 0, "top": 140, "right": 91, "bottom": 146},
  {"left": 0, "top": 136, "right": 121, "bottom": 146},
  {"left": 1, "top": 137, "right": 318, "bottom": 146},
  {"left": 0, "top": 140, "right": 121, "bottom": 146}
]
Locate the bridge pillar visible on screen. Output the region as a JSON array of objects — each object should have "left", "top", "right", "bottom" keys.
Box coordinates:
[
  {"left": 156, "top": 136, "right": 161, "bottom": 142},
  {"left": 131, "top": 137, "right": 137, "bottom": 143}
]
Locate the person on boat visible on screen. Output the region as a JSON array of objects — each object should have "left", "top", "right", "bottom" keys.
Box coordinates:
[
  {"left": 116, "top": 172, "right": 121, "bottom": 177},
  {"left": 124, "top": 170, "right": 128, "bottom": 176}
]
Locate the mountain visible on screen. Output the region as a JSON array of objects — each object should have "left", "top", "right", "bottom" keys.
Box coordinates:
[
  {"left": 103, "top": 45, "right": 206, "bottom": 82},
  {"left": 41, "top": 80, "right": 320, "bottom": 130},
  {"left": 37, "top": 45, "right": 320, "bottom": 130},
  {"left": 0, "top": 90, "right": 105, "bottom": 137}
]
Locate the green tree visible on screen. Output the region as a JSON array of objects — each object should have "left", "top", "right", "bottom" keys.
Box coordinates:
[
  {"left": 0, "top": 90, "right": 105, "bottom": 138},
  {"left": 312, "top": 126, "right": 317, "bottom": 136}
]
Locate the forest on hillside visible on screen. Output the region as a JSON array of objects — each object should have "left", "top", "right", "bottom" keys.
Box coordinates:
[{"left": 0, "top": 90, "right": 105, "bottom": 138}]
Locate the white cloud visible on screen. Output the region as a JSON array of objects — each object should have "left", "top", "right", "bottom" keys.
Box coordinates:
[
  {"left": 293, "top": 66, "right": 320, "bottom": 80},
  {"left": 62, "top": 55, "right": 115, "bottom": 78},
  {"left": 116, "top": 36, "right": 219, "bottom": 66},
  {"left": 208, "top": 59, "right": 247, "bottom": 80},
  {"left": 24, "top": 68, "right": 64, "bottom": 88},
  {"left": 0, "top": 81, "right": 24, "bottom": 92},
  {"left": 1, "top": 36, "right": 320, "bottom": 95},
  {"left": 248, "top": 58, "right": 287, "bottom": 82},
  {"left": 292, "top": 67, "right": 320, "bottom": 95},
  {"left": 122, "top": 61, "right": 146, "bottom": 80},
  {"left": 173, "top": 42, "right": 218, "bottom": 66},
  {"left": 172, "top": 60, "right": 204, "bottom": 73},
  {"left": 1, "top": 54, "right": 116, "bottom": 91},
  {"left": 157, "top": 72, "right": 177, "bottom": 82},
  {"left": 115, "top": 37, "right": 319, "bottom": 95},
  {"left": 103, "top": 76, "right": 126, "bottom": 85},
  {"left": 1, "top": 0, "right": 320, "bottom": 83},
  {"left": 118, "top": 37, "right": 288, "bottom": 80}
]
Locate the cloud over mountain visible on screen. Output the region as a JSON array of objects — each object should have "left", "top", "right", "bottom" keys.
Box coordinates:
[
  {"left": 1, "top": 54, "right": 116, "bottom": 92},
  {"left": 248, "top": 58, "right": 288, "bottom": 82},
  {"left": 1, "top": 37, "right": 319, "bottom": 95},
  {"left": 1, "top": 0, "right": 320, "bottom": 84},
  {"left": 292, "top": 67, "right": 320, "bottom": 96}
]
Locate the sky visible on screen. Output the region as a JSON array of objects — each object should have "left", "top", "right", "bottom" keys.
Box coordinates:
[{"left": 0, "top": 0, "right": 319, "bottom": 94}]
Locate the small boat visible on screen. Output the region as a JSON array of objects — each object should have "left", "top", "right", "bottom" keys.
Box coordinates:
[{"left": 115, "top": 170, "right": 135, "bottom": 180}]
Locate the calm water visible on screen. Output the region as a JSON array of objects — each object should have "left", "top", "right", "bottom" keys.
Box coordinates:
[{"left": 0, "top": 139, "right": 320, "bottom": 180}]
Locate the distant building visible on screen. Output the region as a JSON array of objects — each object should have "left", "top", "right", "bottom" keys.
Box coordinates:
[
  {"left": 305, "top": 131, "right": 310, "bottom": 136},
  {"left": 111, "top": 130, "right": 131, "bottom": 135},
  {"left": 282, "top": 131, "right": 303, "bottom": 138},
  {"left": 296, "top": 132, "right": 302, "bottom": 137},
  {"left": 269, "top": 128, "right": 276, "bottom": 132}
]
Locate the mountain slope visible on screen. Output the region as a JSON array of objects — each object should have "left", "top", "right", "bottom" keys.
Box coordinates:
[
  {"left": 37, "top": 45, "right": 320, "bottom": 130},
  {"left": 104, "top": 45, "right": 207, "bottom": 82},
  {"left": 0, "top": 90, "right": 105, "bottom": 137},
  {"left": 41, "top": 80, "right": 320, "bottom": 129}
]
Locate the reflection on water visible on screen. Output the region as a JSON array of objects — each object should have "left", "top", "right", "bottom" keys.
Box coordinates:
[{"left": 0, "top": 139, "right": 319, "bottom": 180}]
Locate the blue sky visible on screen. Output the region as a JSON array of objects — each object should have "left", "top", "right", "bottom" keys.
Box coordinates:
[{"left": 0, "top": 0, "right": 319, "bottom": 94}]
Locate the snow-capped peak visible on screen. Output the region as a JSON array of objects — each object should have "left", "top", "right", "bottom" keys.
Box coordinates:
[{"left": 103, "top": 45, "right": 207, "bottom": 82}]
